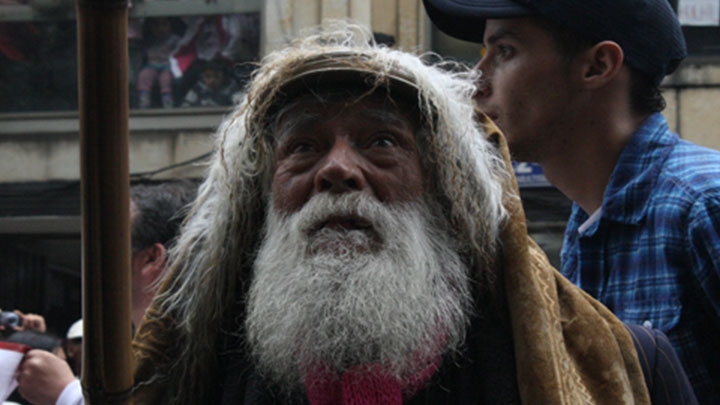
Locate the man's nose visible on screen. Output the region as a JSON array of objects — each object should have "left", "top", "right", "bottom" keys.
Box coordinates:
[
  {"left": 314, "top": 139, "right": 367, "bottom": 194},
  {"left": 473, "top": 60, "right": 492, "bottom": 100}
]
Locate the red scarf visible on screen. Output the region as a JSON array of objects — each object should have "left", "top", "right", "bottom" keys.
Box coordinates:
[{"left": 304, "top": 359, "right": 440, "bottom": 405}]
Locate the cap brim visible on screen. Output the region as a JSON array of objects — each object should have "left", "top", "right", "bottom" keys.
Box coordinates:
[
  {"left": 423, "top": 0, "right": 533, "bottom": 43},
  {"left": 267, "top": 52, "right": 420, "bottom": 115}
]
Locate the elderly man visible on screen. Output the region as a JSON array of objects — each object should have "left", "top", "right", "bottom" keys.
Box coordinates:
[{"left": 133, "top": 24, "right": 691, "bottom": 404}]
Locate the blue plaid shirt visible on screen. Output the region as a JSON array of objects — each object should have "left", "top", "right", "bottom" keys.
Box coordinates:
[{"left": 561, "top": 113, "right": 720, "bottom": 402}]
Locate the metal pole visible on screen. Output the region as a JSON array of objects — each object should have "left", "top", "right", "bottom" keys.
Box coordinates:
[{"left": 76, "top": 0, "right": 133, "bottom": 401}]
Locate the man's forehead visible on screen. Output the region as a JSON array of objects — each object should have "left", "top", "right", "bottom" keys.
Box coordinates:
[
  {"left": 273, "top": 89, "right": 421, "bottom": 135},
  {"left": 285, "top": 88, "right": 414, "bottom": 110},
  {"left": 484, "top": 17, "right": 532, "bottom": 42}
]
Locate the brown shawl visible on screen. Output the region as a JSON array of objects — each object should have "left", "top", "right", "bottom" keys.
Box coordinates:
[
  {"left": 132, "top": 114, "right": 650, "bottom": 404},
  {"left": 480, "top": 113, "right": 649, "bottom": 404}
]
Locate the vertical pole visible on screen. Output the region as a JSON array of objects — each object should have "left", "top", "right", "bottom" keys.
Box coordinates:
[{"left": 76, "top": 0, "right": 133, "bottom": 402}]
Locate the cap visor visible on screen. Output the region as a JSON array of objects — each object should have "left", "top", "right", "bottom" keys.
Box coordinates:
[
  {"left": 266, "top": 52, "right": 420, "bottom": 115},
  {"left": 423, "top": 0, "right": 533, "bottom": 43}
]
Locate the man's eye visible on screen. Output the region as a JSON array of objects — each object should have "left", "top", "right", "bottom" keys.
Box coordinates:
[
  {"left": 369, "top": 135, "right": 397, "bottom": 148},
  {"left": 497, "top": 45, "right": 514, "bottom": 58},
  {"left": 287, "top": 141, "right": 314, "bottom": 154}
]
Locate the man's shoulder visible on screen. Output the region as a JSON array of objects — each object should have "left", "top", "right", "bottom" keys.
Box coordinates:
[
  {"left": 623, "top": 117, "right": 720, "bottom": 201},
  {"left": 654, "top": 139, "right": 720, "bottom": 201},
  {"left": 665, "top": 138, "right": 720, "bottom": 177}
]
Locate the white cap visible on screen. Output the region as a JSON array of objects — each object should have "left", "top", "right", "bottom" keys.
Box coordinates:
[{"left": 66, "top": 319, "right": 83, "bottom": 340}]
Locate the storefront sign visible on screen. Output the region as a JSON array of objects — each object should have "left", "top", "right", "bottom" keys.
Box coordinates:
[
  {"left": 512, "top": 162, "right": 551, "bottom": 188},
  {"left": 678, "top": 0, "right": 720, "bottom": 26}
]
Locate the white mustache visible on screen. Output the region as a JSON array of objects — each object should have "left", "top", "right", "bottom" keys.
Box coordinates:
[{"left": 293, "top": 192, "right": 393, "bottom": 235}]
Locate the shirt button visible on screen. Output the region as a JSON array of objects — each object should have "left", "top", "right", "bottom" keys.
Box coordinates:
[{"left": 642, "top": 320, "right": 653, "bottom": 329}]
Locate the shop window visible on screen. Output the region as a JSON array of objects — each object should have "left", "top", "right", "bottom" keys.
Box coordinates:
[{"left": 0, "top": 0, "right": 261, "bottom": 114}]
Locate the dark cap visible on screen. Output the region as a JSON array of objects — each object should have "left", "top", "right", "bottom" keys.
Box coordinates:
[{"left": 423, "top": 0, "right": 687, "bottom": 85}]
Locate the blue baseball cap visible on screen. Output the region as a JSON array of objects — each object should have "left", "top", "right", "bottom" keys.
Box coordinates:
[{"left": 423, "top": 0, "right": 687, "bottom": 85}]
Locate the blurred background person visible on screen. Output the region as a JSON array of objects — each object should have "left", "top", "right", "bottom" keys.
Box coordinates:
[
  {"left": 63, "top": 320, "right": 82, "bottom": 378},
  {"left": 0, "top": 310, "right": 47, "bottom": 338},
  {"left": 13, "top": 180, "right": 197, "bottom": 405},
  {"left": 180, "top": 58, "right": 242, "bottom": 108},
  {"left": 170, "top": 13, "right": 259, "bottom": 104},
  {"left": 129, "top": 180, "right": 197, "bottom": 328},
  {"left": 3, "top": 330, "right": 67, "bottom": 405},
  {"left": 136, "top": 17, "right": 181, "bottom": 109}
]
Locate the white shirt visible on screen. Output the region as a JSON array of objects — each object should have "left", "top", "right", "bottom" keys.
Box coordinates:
[{"left": 56, "top": 379, "right": 83, "bottom": 405}]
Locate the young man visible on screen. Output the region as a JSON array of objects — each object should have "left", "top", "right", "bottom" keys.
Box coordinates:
[
  {"left": 423, "top": 0, "right": 720, "bottom": 401},
  {"left": 131, "top": 23, "right": 693, "bottom": 404}
]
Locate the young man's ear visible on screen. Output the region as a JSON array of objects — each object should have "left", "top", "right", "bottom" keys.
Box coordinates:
[{"left": 579, "top": 40, "right": 625, "bottom": 89}]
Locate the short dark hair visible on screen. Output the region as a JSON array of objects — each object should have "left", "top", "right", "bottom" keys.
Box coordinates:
[
  {"left": 627, "top": 67, "right": 666, "bottom": 115},
  {"left": 130, "top": 180, "right": 198, "bottom": 254},
  {"left": 538, "top": 18, "right": 666, "bottom": 115}
]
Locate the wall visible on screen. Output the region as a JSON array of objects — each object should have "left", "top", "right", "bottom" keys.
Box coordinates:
[
  {"left": 0, "top": 111, "right": 217, "bottom": 182},
  {"left": 262, "top": 0, "right": 429, "bottom": 54},
  {"left": 664, "top": 62, "right": 720, "bottom": 150}
]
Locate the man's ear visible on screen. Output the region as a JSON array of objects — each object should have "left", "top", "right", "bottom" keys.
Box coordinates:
[
  {"left": 142, "top": 243, "right": 167, "bottom": 285},
  {"left": 578, "top": 40, "right": 624, "bottom": 89}
]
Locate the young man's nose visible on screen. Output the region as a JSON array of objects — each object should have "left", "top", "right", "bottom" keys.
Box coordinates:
[
  {"left": 473, "top": 61, "right": 492, "bottom": 99},
  {"left": 314, "top": 140, "right": 367, "bottom": 194}
]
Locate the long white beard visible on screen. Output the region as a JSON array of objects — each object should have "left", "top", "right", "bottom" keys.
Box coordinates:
[{"left": 245, "top": 192, "right": 473, "bottom": 391}]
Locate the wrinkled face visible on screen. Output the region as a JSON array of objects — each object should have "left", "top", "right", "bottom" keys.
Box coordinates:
[
  {"left": 474, "top": 17, "right": 577, "bottom": 163},
  {"left": 247, "top": 90, "right": 473, "bottom": 390},
  {"left": 271, "top": 92, "right": 425, "bottom": 215}
]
